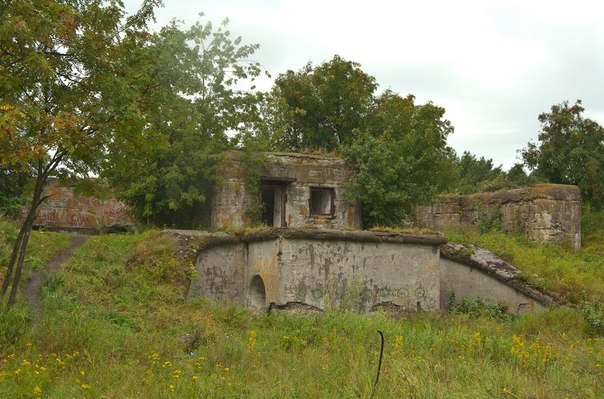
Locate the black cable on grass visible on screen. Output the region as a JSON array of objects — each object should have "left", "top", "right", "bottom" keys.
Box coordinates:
[{"left": 370, "top": 330, "right": 385, "bottom": 399}]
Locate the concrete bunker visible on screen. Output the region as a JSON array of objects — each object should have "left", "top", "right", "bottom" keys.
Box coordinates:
[
  {"left": 416, "top": 184, "right": 582, "bottom": 249},
  {"left": 172, "top": 229, "right": 557, "bottom": 314},
  {"left": 211, "top": 152, "right": 362, "bottom": 230},
  {"left": 188, "top": 228, "right": 446, "bottom": 312}
]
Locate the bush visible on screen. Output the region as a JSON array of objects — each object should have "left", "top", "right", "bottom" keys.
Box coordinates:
[
  {"left": 451, "top": 296, "right": 514, "bottom": 322},
  {"left": 579, "top": 295, "right": 604, "bottom": 336}
]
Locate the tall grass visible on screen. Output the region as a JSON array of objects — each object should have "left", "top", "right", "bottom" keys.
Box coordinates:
[
  {"left": 445, "top": 209, "right": 604, "bottom": 303},
  {"left": 1, "top": 219, "right": 71, "bottom": 301},
  {"left": 0, "top": 224, "right": 603, "bottom": 397}
]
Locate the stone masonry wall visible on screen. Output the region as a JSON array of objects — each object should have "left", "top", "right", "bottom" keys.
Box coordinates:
[
  {"left": 211, "top": 152, "right": 362, "bottom": 229},
  {"left": 27, "top": 179, "right": 132, "bottom": 232},
  {"left": 416, "top": 184, "right": 581, "bottom": 249}
]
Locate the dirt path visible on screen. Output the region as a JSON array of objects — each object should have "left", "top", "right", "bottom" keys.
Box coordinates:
[{"left": 25, "top": 234, "right": 89, "bottom": 318}]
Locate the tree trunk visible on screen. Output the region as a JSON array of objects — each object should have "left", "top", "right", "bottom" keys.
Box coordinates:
[
  {"left": 0, "top": 226, "right": 25, "bottom": 297},
  {"left": 2, "top": 173, "right": 46, "bottom": 309}
]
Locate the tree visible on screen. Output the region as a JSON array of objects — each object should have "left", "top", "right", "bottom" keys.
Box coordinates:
[
  {"left": 505, "top": 163, "right": 540, "bottom": 188},
  {"left": 0, "top": 0, "right": 162, "bottom": 308},
  {"left": 252, "top": 56, "right": 456, "bottom": 227},
  {"left": 451, "top": 151, "right": 505, "bottom": 194},
  {"left": 342, "top": 92, "right": 455, "bottom": 227},
  {"left": 0, "top": 168, "right": 27, "bottom": 216},
  {"left": 104, "top": 18, "right": 264, "bottom": 227},
  {"left": 269, "top": 55, "right": 377, "bottom": 151},
  {"left": 521, "top": 100, "right": 604, "bottom": 209}
]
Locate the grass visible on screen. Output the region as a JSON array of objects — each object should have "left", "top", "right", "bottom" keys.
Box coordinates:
[
  {"left": 0, "top": 213, "right": 604, "bottom": 397},
  {"left": 0, "top": 219, "right": 71, "bottom": 290},
  {"left": 444, "top": 208, "right": 604, "bottom": 303}
]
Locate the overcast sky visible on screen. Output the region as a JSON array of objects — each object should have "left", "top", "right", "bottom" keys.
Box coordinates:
[{"left": 124, "top": 0, "right": 604, "bottom": 170}]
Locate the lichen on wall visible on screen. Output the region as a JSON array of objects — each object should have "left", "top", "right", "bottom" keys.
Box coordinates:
[
  {"left": 210, "top": 152, "right": 362, "bottom": 230},
  {"left": 416, "top": 184, "right": 581, "bottom": 249}
]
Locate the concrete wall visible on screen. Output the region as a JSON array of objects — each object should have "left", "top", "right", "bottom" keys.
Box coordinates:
[
  {"left": 188, "top": 229, "right": 445, "bottom": 312},
  {"left": 440, "top": 258, "right": 544, "bottom": 314},
  {"left": 439, "top": 243, "right": 556, "bottom": 314},
  {"left": 28, "top": 179, "right": 132, "bottom": 232},
  {"left": 180, "top": 230, "right": 556, "bottom": 314},
  {"left": 416, "top": 184, "right": 582, "bottom": 249},
  {"left": 277, "top": 239, "right": 440, "bottom": 311},
  {"left": 211, "top": 152, "right": 362, "bottom": 230},
  {"left": 192, "top": 242, "right": 247, "bottom": 303}
]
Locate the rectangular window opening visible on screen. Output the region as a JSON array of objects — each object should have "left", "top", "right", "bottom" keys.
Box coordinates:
[{"left": 309, "top": 187, "right": 335, "bottom": 216}]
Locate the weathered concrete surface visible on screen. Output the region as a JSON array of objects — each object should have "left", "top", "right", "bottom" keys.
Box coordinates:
[
  {"left": 26, "top": 179, "right": 132, "bottom": 232},
  {"left": 211, "top": 152, "right": 362, "bottom": 230},
  {"left": 171, "top": 229, "right": 556, "bottom": 314},
  {"left": 440, "top": 243, "right": 557, "bottom": 314},
  {"left": 185, "top": 228, "right": 446, "bottom": 312},
  {"left": 416, "top": 184, "right": 582, "bottom": 249}
]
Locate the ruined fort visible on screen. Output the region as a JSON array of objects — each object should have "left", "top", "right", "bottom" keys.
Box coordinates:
[
  {"left": 28, "top": 152, "right": 575, "bottom": 313},
  {"left": 415, "top": 184, "right": 582, "bottom": 250}
]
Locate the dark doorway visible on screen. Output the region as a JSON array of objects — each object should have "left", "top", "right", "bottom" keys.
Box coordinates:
[
  {"left": 261, "top": 186, "right": 276, "bottom": 226},
  {"left": 260, "top": 181, "right": 289, "bottom": 227}
]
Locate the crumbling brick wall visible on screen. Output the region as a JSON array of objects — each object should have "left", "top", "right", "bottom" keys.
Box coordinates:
[{"left": 27, "top": 179, "right": 132, "bottom": 232}]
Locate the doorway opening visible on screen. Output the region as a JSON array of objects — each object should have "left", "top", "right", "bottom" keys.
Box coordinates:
[
  {"left": 260, "top": 179, "right": 292, "bottom": 227},
  {"left": 249, "top": 275, "right": 266, "bottom": 311}
]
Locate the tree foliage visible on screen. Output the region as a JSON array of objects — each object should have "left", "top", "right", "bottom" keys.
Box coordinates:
[
  {"left": 450, "top": 151, "right": 506, "bottom": 195},
  {"left": 343, "top": 93, "right": 455, "bottom": 226},
  {"left": 0, "top": 0, "right": 162, "bottom": 307},
  {"left": 104, "top": 17, "right": 264, "bottom": 227},
  {"left": 0, "top": 168, "right": 27, "bottom": 216},
  {"left": 269, "top": 55, "right": 377, "bottom": 151},
  {"left": 521, "top": 100, "right": 604, "bottom": 209}
]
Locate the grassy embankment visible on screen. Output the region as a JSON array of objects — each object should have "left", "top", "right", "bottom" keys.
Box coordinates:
[{"left": 0, "top": 213, "right": 603, "bottom": 398}]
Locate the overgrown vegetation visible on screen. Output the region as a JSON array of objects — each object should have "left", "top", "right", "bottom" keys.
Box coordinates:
[
  {"left": 521, "top": 100, "right": 604, "bottom": 210},
  {"left": 446, "top": 208, "right": 604, "bottom": 303},
  {"left": 450, "top": 296, "right": 515, "bottom": 322},
  {"left": 0, "top": 218, "right": 604, "bottom": 397},
  {"left": 1, "top": 220, "right": 70, "bottom": 292}
]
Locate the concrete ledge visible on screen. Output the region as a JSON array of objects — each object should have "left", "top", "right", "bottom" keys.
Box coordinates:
[{"left": 166, "top": 228, "right": 448, "bottom": 252}]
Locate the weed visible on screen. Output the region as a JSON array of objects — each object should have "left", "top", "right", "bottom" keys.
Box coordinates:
[
  {"left": 578, "top": 294, "right": 604, "bottom": 336},
  {"left": 451, "top": 296, "right": 515, "bottom": 322},
  {"left": 0, "top": 305, "right": 31, "bottom": 348},
  {"left": 2, "top": 217, "right": 604, "bottom": 397}
]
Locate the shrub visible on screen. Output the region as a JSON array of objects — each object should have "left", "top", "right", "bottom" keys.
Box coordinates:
[
  {"left": 451, "top": 296, "right": 514, "bottom": 322},
  {"left": 578, "top": 295, "right": 604, "bottom": 336}
]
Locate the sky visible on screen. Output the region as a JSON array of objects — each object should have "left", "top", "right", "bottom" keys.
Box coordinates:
[{"left": 124, "top": 0, "right": 604, "bottom": 170}]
